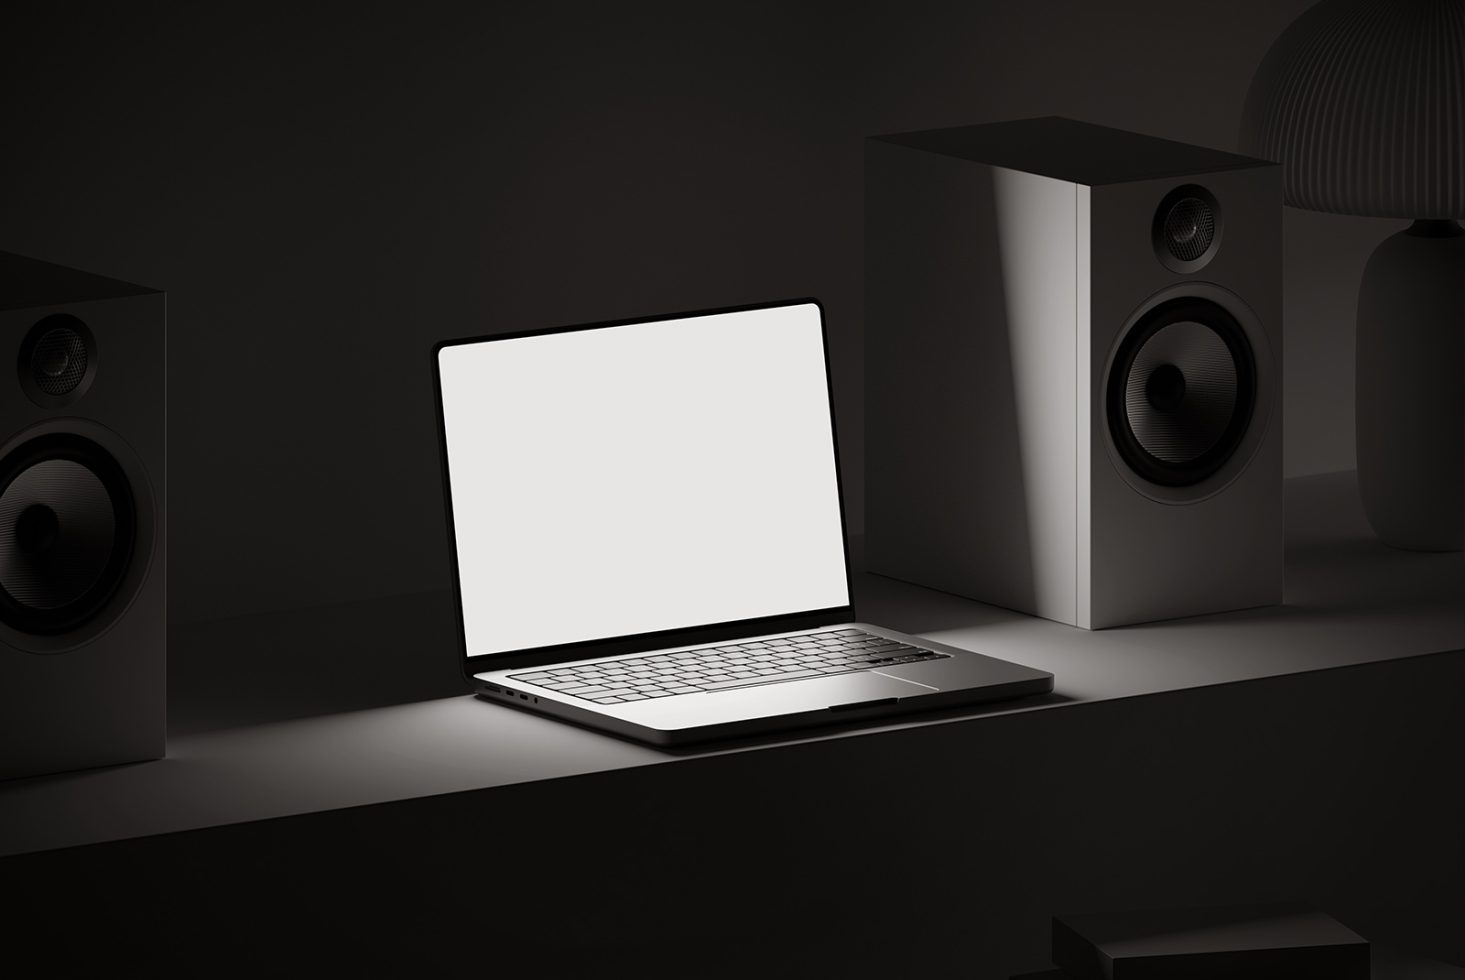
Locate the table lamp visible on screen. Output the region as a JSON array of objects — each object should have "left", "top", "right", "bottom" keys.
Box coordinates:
[{"left": 1239, "top": 0, "right": 1464, "bottom": 551}]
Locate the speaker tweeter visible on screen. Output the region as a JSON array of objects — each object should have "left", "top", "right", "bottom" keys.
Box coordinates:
[
  {"left": 19, "top": 314, "right": 97, "bottom": 408},
  {"left": 1154, "top": 184, "right": 1221, "bottom": 273}
]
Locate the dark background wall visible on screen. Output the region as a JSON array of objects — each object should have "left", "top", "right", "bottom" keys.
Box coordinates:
[{"left": 0, "top": 1, "right": 1397, "bottom": 625}]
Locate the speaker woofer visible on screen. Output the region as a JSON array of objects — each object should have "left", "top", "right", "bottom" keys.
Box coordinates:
[
  {"left": 1108, "top": 298, "right": 1256, "bottom": 487},
  {"left": 0, "top": 435, "right": 135, "bottom": 634}
]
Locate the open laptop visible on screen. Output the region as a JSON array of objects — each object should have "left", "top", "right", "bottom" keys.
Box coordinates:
[{"left": 432, "top": 298, "right": 1053, "bottom": 745}]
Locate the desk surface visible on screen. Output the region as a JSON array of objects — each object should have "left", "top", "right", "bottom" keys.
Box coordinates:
[{"left": 1, "top": 470, "right": 1460, "bottom": 858}]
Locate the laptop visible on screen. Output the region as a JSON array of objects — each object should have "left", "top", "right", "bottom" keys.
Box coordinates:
[{"left": 432, "top": 298, "right": 1053, "bottom": 745}]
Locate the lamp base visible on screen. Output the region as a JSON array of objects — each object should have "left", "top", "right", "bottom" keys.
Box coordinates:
[{"left": 1355, "top": 219, "right": 1464, "bottom": 551}]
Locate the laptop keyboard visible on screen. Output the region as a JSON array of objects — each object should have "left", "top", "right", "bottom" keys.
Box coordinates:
[{"left": 508, "top": 629, "right": 947, "bottom": 704}]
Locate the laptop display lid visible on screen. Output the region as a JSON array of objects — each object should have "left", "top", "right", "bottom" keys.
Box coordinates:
[{"left": 433, "top": 299, "right": 855, "bottom": 675}]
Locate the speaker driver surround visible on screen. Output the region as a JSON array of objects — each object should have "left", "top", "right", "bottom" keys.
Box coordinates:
[
  {"left": 0, "top": 434, "right": 136, "bottom": 634},
  {"left": 1108, "top": 298, "right": 1256, "bottom": 488}
]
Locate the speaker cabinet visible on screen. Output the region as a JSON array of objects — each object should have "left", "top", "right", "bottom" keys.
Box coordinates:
[
  {"left": 866, "top": 117, "right": 1281, "bottom": 629},
  {"left": 0, "top": 251, "right": 164, "bottom": 779}
]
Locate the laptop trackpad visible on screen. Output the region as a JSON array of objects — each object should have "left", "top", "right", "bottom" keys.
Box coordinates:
[{"left": 819, "top": 671, "right": 933, "bottom": 708}]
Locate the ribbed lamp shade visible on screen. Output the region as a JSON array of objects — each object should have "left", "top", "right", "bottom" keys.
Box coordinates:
[
  {"left": 1241, "top": 0, "right": 1465, "bottom": 551},
  {"left": 1239, "top": 0, "right": 1465, "bottom": 218}
]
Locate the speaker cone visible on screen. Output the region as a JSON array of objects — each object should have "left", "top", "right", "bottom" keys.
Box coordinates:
[
  {"left": 1108, "top": 298, "right": 1256, "bottom": 487},
  {"left": 0, "top": 435, "right": 135, "bottom": 634}
]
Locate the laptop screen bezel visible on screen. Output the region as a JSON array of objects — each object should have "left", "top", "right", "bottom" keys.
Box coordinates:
[{"left": 431, "top": 297, "right": 856, "bottom": 677}]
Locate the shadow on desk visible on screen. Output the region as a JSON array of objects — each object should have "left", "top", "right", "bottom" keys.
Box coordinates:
[{"left": 169, "top": 590, "right": 469, "bottom": 737}]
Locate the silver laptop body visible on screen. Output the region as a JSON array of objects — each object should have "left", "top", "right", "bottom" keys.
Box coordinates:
[{"left": 432, "top": 299, "right": 1052, "bottom": 745}]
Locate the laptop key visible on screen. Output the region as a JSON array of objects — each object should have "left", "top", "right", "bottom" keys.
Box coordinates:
[
  {"left": 701, "top": 669, "right": 822, "bottom": 691},
  {"left": 577, "top": 688, "right": 638, "bottom": 700}
]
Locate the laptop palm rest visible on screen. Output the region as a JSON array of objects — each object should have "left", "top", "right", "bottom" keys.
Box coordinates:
[{"left": 614, "top": 671, "right": 928, "bottom": 727}]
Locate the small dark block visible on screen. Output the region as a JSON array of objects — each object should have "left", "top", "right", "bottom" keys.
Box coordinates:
[{"left": 1052, "top": 903, "right": 1369, "bottom": 980}]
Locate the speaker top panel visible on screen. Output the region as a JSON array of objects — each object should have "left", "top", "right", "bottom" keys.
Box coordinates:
[
  {"left": 0, "top": 251, "right": 157, "bottom": 315},
  {"left": 870, "top": 116, "right": 1274, "bottom": 187}
]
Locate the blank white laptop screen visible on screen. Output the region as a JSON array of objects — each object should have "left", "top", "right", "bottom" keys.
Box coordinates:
[{"left": 437, "top": 302, "right": 851, "bottom": 657}]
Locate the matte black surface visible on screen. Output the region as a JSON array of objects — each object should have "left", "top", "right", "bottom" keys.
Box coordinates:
[{"left": 874, "top": 116, "right": 1271, "bottom": 186}]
